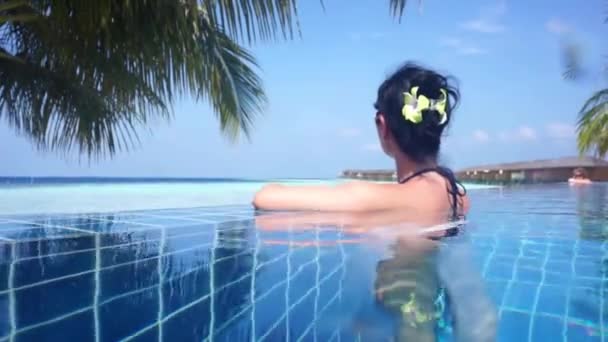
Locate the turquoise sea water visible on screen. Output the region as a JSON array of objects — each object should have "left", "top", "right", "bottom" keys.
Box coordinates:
[{"left": 0, "top": 178, "right": 496, "bottom": 215}]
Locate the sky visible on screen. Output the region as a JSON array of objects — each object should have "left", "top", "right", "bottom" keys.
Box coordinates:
[{"left": 1, "top": 0, "right": 607, "bottom": 179}]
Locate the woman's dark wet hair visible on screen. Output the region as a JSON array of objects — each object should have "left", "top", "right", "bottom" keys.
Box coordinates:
[{"left": 374, "top": 63, "right": 460, "bottom": 163}]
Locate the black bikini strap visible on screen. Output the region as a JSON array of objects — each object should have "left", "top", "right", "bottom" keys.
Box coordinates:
[
  {"left": 398, "top": 168, "right": 441, "bottom": 184},
  {"left": 398, "top": 166, "right": 467, "bottom": 219}
]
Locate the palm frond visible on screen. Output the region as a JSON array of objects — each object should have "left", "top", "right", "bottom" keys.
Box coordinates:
[
  {"left": 0, "top": 0, "right": 267, "bottom": 157},
  {"left": 204, "top": 0, "right": 301, "bottom": 43},
  {"left": 577, "top": 89, "right": 608, "bottom": 157},
  {"left": 562, "top": 41, "right": 585, "bottom": 80},
  {"left": 0, "top": 0, "right": 417, "bottom": 159},
  {"left": 197, "top": 17, "right": 266, "bottom": 140},
  {"left": 389, "top": 0, "right": 408, "bottom": 21},
  {"left": 0, "top": 50, "right": 168, "bottom": 159}
]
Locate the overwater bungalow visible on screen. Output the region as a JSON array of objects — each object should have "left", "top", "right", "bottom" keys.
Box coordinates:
[
  {"left": 456, "top": 156, "right": 608, "bottom": 184},
  {"left": 342, "top": 156, "right": 608, "bottom": 184},
  {"left": 341, "top": 169, "right": 396, "bottom": 181}
]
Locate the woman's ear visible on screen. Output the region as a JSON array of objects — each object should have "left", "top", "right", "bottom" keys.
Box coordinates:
[{"left": 375, "top": 113, "right": 389, "bottom": 139}]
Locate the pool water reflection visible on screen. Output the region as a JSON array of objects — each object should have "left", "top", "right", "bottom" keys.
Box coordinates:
[{"left": 0, "top": 183, "right": 605, "bottom": 341}]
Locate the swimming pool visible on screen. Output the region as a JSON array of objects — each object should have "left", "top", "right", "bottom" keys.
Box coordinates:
[{"left": 0, "top": 183, "right": 605, "bottom": 341}]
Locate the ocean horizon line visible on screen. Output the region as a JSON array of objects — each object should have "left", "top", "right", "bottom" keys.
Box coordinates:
[{"left": 0, "top": 176, "right": 337, "bottom": 184}]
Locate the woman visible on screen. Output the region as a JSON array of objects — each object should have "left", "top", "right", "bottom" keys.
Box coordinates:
[
  {"left": 253, "top": 62, "right": 468, "bottom": 222},
  {"left": 253, "top": 63, "right": 488, "bottom": 341}
]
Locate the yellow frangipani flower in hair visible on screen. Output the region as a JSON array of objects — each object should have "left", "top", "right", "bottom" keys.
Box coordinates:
[{"left": 402, "top": 87, "right": 448, "bottom": 125}]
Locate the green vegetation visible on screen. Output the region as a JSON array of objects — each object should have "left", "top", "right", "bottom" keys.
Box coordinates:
[
  {"left": 0, "top": 0, "right": 409, "bottom": 158},
  {"left": 562, "top": 19, "right": 608, "bottom": 158}
]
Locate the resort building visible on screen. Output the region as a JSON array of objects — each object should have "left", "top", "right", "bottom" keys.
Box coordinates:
[
  {"left": 456, "top": 156, "right": 608, "bottom": 184},
  {"left": 342, "top": 156, "right": 608, "bottom": 184}
]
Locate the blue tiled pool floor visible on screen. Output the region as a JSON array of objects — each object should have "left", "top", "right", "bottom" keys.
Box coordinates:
[{"left": 0, "top": 185, "right": 607, "bottom": 341}]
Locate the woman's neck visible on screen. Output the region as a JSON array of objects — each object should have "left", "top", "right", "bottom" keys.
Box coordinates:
[{"left": 395, "top": 154, "right": 437, "bottom": 181}]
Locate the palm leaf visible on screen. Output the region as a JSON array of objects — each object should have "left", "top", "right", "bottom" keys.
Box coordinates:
[
  {"left": 577, "top": 89, "right": 608, "bottom": 157},
  {"left": 562, "top": 41, "right": 585, "bottom": 80},
  {"left": 196, "top": 16, "right": 265, "bottom": 140},
  {"left": 1, "top": 0, "right": 415, "bottom": 158},
  {"left": 389, "top": 0, "right": 409, "bottom": 21},
  {"left": 0, "top": 0, "right": 267, "bottom": 157}
]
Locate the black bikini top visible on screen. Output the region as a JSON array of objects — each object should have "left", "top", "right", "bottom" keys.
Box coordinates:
[{"left": 398, "top": 166, "right": 467, "bottom": 238}]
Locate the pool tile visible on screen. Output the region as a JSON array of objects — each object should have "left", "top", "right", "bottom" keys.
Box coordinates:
[
  {"left": 16, "top": 308, "right": 94, "bottom": 342},
  {"left": 14, "top": 250, "right": 95, "bottom": 288},
  {"left": 498, "top": 310, "right": 530, "bottom": 342},
  {"left": 566, "top": 322, "right": 602, "bottom": 342},
  {"left": 544, "top": 271, "right": 572, "bottom": 286},
  {"left": 531, "top": 315, "right": 564, "bottom": 341},
  {"left": 0, "top": 228, "right": 91, "bottom": 241},
  {"left": 163, "top": 294, "right": 211, "bottom": 341},
  {"left": 122, "top": 325, "right": 159, "bottom": 342},
  {"left": 255, "top": 316, "right": 287, "bottom": 341},
  {"left": 100, "top": 239, "right": 162, "bottom": 267},
  {"left": 212, "top": 251, "right": 253, "bottom": 291},
  {"left": 163, "top": 223, "right": 216, "bottom": 238},
  {"left": 15, "top": 273, "right": 94, "bottom": 328},
  {"left": 486, "top": 257, "right": 516, "bottom": 281},
  {"left": 0, "top": 294, "right": 9, "bottom": 339},
  {"left": 516, "top": 267, "right": 542, "bottom": 283},
  {"left": 572, "top": 277, "right": 603, "bottom": 288},
  {"left": 99, "top": 230, "right": 161, "bottom": 248},
  {"left": 127, "top": 216, "right": 207, "bottom": 227},
  {"left": 0, "top": 244, "right": 13, "bottom": 292},
  {"left": 545, "top": 260, "right": 572, "bottom": 275},
  {"left": 100, "top": 258, "right": 159, "bottom": 300},
  {"left": 569, "top": 287, "right": 601, "bottom": 324},
  {"left": 162, "top": 259, "right": 211, "bottom": 316},
  {"left": 14, "top": 234, "right": 96, "bottom": 259},
  {"left": 522, "top": 245, "right": 546, "bottom": 258},
  {"left": 486, "top": 280, "right": 508, "bottom": 305},
  {"left": 575, "top": 261, "right": 601, "bottom": 278},
  {"left": 537, "top": 285, "right": 568, "bottom": 316},
  {"left": 517, "top": 257, "right": 543, "bottom": 270},
  {"left": 578, "top": 241, "right": 604, "bottom": 256},
  {"left": 99, "top": 288, "right": 159, "bottom": 341},
  {"left": 185, "top": 214, "right": 251, "bottom": 223},
  {"left": 254, "top": 281, "right": 287, "bottom": 339},
  {"left": 549, "top": 244, "right": 575, "bottom": 260},
  {"left": 504, "top": 283, "right": 538, "bottom": 311},
  {"left": 0, "top": 221, "right": 43, "bottom": 231}
]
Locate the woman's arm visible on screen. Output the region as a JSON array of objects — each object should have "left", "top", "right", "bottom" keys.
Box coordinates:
[{"left": 252, "top": 182, "right": 389, "bottom": 212}]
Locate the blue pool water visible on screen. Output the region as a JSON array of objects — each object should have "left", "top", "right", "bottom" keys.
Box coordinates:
[{"left": 0, "top": 183, "right": 606, "bottom": 341}]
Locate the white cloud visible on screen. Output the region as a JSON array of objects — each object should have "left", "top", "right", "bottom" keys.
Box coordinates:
[
  {"left": 472, "top": 129, "right": 490, "bottom": 143},
  {"left": 546, "top": 122, "right": 576, "bottom": 139},
  {"left": 461, "top": 1, "right": 507, "bottom": 34},
  {"left": 338, "top": 128, "right": 361, "bottom": 138},
  {"left": 517, "top": 126, "right": 537, "bottom": 140},
  {"left": 546, "top": 18, "right": 572, "bottom": 35},
  {"left": 361, "top": 143, "right": 382, "bottom": 152},
  {"left": 462, "top": 20, "right": 506, "bottom": 34},
  {"left": 440, "top": 37, "right": 488, "bottom": 56},
  {"left": 498, "top": 126, "right": 537, "bottom": 142},
  {"left": 348, "top": 32, "right": 388, "bottom": 42},
  {"left": 460, "top": 47, "right": 488, "bottom": 56}
]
